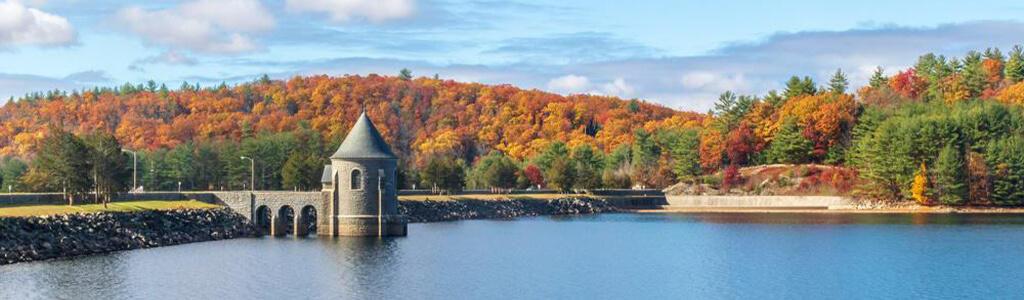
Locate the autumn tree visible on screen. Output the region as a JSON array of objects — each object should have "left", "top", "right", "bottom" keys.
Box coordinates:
[
  {"left": 523, "top": 165, "right": 544, "bottom": 188},
  {"left": 910, "top": 163, "right": 931, "bottom": 205},
  {"left": 698, "top": 128, "right": 724, "bottom": 172},
  {"left": 722, "top": 164, "right": 742, "bottom": 190},
  {"left": 996, "top": 82, "right": 1024, "bottom": 105},
  {"left": 966, "top": 152, "right": 991, "bottom": 205},
  {"left": 889, "top": 68, "right": 928, "bottom": 100}
]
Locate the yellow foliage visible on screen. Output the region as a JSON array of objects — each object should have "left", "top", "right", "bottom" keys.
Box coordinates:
[
  {"left": 911, "top": 162, "right": 932, "bottom": 205},
  {"left": 743, "top": 102, "right": 779, "bottom": 143},
  {"left": 418, "top": 130, "right": 461, "bottom": 155},
  {"left": 997, "top": 82, "right": 1024, "bottom": 106},
  {"left": 939, "top": 74, "right": 970, "bottom": 104}
]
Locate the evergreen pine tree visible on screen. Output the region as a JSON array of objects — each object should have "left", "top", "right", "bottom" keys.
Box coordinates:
[
  {"left": 1006, "top": 45, "right": 1024, "bottom": 83},
  {"left": 764, "top": 121, "right": 814, "bottom": 164},
  {"left": 828, "top": 69, "right": 849, "bottom": 94},
  {"left": 571, "top": 145, "right": 604, "bottom": 189},
  {"left": 869, "top": 67, "right": 888, "bottom": 89},
  {"left": 398, "top": 68, "right": 413, "bottom": 80},
  {"left": 934, "top": 145, "right": 967, "bottom": 205}
]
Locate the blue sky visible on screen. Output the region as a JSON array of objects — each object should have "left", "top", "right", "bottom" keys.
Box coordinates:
[{"left": 2, "top": 0, "right": 1024, "bottom": 111}]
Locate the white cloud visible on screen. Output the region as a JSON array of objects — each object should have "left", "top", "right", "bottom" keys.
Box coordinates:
[
  {"left": 115, "top": 0, "right": 274, "bottom": 55},
  {"left": 0, "top": 0, "right": 75, "bottom": 47},
  {"left": 546, "top": 74, "right": 590, "bottom": 94},
  {"left": 680, "top": 72, "right": 751, "bottom": 92},
  {"left": 599, "top": 78, "right": 635, "bottom": 97},
  {"left": 286, "top": 0, "right": 416, "bottom": 23},
  {"left": 546, "top": 75, "right": 636, "bottom": 97}
]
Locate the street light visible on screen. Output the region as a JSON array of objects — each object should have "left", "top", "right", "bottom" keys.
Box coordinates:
[
  {"left": 240, "top": 156, "right": 255, "bottom": 191},
  {"left": 122, "top": 149, "right": 137, "bottom": 193}
]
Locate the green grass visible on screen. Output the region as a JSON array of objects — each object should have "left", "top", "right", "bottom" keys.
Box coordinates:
[{"left": 0, "top": 200, "right": 220, "bottom": 217}]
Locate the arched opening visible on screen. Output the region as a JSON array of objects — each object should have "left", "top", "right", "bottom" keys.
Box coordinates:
[
  {"left": 351, "top": 169, "right": 363, "bottom": 190},
  {"left": 300, "top": 205, "right": 317, "bottom": 236},
  {"left": 278, "top": 206, "right": 295, "bottom": 236},
  {"left": 255, "top": 205, "right": 271, "bottom": 235}
]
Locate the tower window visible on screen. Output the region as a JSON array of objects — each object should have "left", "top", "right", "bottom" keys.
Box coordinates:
[{"left": 351, "top": 169, "right": 362, "bottom": 190}]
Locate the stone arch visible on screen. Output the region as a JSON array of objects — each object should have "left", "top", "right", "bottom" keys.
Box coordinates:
[
  {"left": 254, "top": 205, "right": 271, "bottom": 235},
  {"left": 298, "top": 205, "right": 317, "bottom": 236},
  {"left": 351, "top": 168, "right": 363, "bottom": 190},
  {"left": 278, "top": 205, "right": 295, "bottom": 236}
]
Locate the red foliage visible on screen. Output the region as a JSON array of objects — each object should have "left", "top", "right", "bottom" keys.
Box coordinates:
[
  {"left": 889, "top": 68, "right": 928, "bottom": 100},
  {"left": 722, "top": 164, "right": 742, "bottom": 190},
  {"left": 523, "top": 165, "right": 544, "bottom": 187},
  {"left": 725, "top": 122, "right": 759, "bottom": 165}
]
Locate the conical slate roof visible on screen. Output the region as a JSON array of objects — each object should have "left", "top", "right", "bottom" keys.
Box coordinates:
[{"left": 331, "top": 112, "right": 398, "bottom": 160}]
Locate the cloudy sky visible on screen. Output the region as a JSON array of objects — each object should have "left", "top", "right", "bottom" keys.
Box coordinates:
[{"left": 2, "top": 0, "right": 1024, "bottom": 111}]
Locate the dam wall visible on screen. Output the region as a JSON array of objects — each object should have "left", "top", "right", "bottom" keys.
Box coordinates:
[{"left": 665, "top": 195, "right": 851, "bottom": 208}]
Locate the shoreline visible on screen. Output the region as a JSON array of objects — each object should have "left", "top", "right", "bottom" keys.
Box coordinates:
[
  {"left": 1, "top": 197, "right": 618, "bottom": 265},
  {"left": 633, "top": 206, "right": 1024, "bottom": 214},
  {"left": 7, "top": 198, "right": 1024, "bottom": 265}
]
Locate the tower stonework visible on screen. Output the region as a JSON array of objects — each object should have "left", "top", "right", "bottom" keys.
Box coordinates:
[{"left": 320, "top": 112, "right": 408, "bottom": 236}]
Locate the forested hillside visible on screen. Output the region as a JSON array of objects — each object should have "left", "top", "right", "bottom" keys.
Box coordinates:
[
  {"left": 0, "top": 73, "right": 698, "bottom": 192},
  {"left": 5, "top": 46, "right": 1024, "bottom": 207}
]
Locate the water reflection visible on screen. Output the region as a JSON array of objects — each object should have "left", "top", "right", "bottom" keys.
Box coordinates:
[
  {"left": 3, "top": 213, "right": 1024, "bottom": 299},
  {"left": 663, "top": 212, "right": 1024, "bottom": 226},
  {"left": 321, "top": 237, "right": 401, "bottom": 299},
  {"left": 39, "top": 255, "right": 128, "bottom": 299}
]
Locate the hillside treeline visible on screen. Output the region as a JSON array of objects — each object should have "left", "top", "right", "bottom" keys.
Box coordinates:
[{"left": 3, "top": 47, "right": 1024, "bottom": 205}]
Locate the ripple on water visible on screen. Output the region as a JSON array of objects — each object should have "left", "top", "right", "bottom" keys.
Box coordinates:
[{"left": 3, "top": 213, "right": 1024, "bottom": 299}]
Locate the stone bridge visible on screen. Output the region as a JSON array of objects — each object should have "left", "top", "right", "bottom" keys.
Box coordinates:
[{"left": 201, "top": 192, "right": 328, "bottom": 237}]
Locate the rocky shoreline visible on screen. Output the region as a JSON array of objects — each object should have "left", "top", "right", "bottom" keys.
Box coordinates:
[
  {"left": 0, "top": 208, "right": 254, "bottom": 265},
  {"left": 399, "top": 197, "right": 621, "bottom": 223},
  {"left": 0, "top": 197, "right": 619, "bottom": 265}
]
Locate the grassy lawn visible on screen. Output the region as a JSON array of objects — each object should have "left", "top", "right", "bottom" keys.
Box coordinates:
[
  {"left": 398, "top": 194, "right": 602, "bottom": 201},
  {"left": 0, "top": 200, "right": 220, "bottom": 217}
]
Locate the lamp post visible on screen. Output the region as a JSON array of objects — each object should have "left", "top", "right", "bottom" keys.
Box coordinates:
[
  {"left": 240, "top": 156, "right": 255, "bottom": 191},
  {"left": 122, "top": 149, "right": 137, "bottom": 193}
]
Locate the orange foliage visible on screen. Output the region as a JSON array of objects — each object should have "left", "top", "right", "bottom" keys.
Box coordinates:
[
  {"left": 698, "top": 127, "right": 724, "bottom": 172},
  {"left": 0, "top": 75, "right": 684, "bottom": 166},
  {"left": 996, "top": 82, "right": 1024, "bottom": 106},
  {"left": 775, "top": 93, "right": 857, "bottom": 153}
]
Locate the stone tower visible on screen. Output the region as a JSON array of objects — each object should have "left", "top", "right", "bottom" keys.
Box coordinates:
[{"left": 321, "top": 112, "right": 407, "bottom": 236}]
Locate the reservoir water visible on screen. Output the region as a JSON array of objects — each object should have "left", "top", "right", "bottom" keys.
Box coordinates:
[{"left": 3, "top": 212, "right": 1024, "bottom": 299}]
